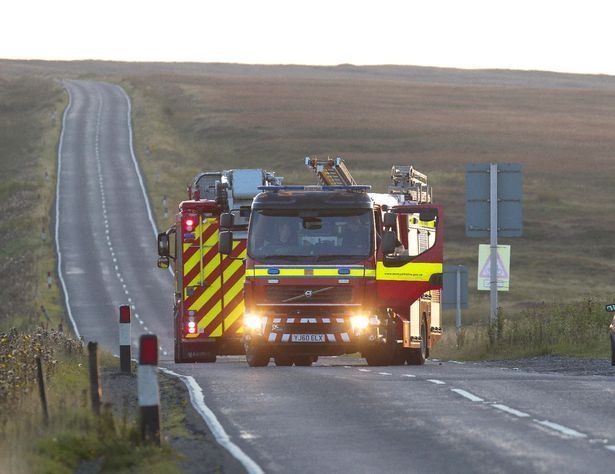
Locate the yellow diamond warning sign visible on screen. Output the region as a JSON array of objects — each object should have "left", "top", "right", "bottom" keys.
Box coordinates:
[{"left": 477, "top": 244, "right": 510, "bottom": 291}]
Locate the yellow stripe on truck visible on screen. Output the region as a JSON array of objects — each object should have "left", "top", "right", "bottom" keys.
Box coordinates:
[
  {"left": 245, "top": 267, "right": 368, "bottom": 277},
  {"left": 376, "top": 262, "right": 442, "bottom": 282}
]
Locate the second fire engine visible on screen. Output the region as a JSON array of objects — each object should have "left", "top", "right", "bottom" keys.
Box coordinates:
[{"left": 157, "top": 168, "right": 283, "bottom": 362}]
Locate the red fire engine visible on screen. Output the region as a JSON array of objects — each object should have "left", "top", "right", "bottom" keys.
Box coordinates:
[
  {"left": 157, "top": 168, "right": 282, "bottom": 362},
  {"left": 219, "top": 158, "right": 443, "bottom": 366}
]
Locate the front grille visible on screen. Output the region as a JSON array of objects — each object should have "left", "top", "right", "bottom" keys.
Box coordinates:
[
  {"left": 273, "top": 322, "right": 348, "bottom": 333},
  {"left": 265, "top": 285, "right": 352, "bottom": 304}
]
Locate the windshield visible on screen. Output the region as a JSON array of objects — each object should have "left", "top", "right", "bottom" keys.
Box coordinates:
[{"left": 248, "top": 209, "right": 373, "bottom": 263}]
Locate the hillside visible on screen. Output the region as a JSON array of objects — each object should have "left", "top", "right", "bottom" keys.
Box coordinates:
[{"left": 3, "top": 59, "right": 615, "bottom": 324}]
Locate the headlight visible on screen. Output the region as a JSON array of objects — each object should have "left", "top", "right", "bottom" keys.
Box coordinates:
[
  {"left": 350, "top": 315, "right": 370, "bottom": 332},
  {"left": 244, "top": 313, "right": 264, "bottom": 332}
]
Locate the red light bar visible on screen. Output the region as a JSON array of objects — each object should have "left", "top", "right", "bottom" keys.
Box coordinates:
[
  {"left": 183, "top": 216, "right": 197, "bottom": 232},
  {"left": 119, "top": 305, "right": 131, "bottom": 323},
  {"left": 139, "top": 335, "right": 158, "bottom": 365}
]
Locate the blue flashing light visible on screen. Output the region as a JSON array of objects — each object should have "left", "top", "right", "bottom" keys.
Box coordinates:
[
  {"left": 267, "top": 268, "right": 280, "bottom": 275},
  {"left": 338, "top": 268, "right": 351, "bottom": 275},
  {"left": 258, "top": 185, "right": 371, "bottom": 192}
]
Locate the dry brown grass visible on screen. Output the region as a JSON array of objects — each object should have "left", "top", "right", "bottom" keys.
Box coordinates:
[
  {"left": 119, "top": 65, "right": 615, "bottom": 326},
  {"left": 3, "top": 58, "right": 615, "bottom": 330}
]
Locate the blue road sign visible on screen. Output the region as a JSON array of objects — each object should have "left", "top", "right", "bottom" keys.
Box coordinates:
[{"left": 465, "top": 163, "right": 523, "bottom": 238}]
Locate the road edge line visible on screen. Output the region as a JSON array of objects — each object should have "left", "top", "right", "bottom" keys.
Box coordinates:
[
  {"left": 56, "top": 81, "right": 81, "bottom": 339},
  {"left": 159, "top": 368, "right": 264, "bottom": 474},
  {"left": 119, "top": 86, "right": 260, "bottom": 471}
]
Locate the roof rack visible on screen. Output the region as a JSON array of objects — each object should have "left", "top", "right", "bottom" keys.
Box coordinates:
[
  {"left": 388, "top": 165, "right": 432, "bottom": 203},
  {"left": 305, "top": 157, "right": 357, "bottom": 186},
  {"left": 258, "top": 185, "right": 371, "bottom": 193}
]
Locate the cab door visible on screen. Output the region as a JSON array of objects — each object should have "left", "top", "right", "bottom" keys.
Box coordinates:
[{"left": 375, "top": 205, "right": 443, "bottom": 307}]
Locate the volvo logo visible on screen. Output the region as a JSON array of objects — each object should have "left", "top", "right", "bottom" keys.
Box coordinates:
[{"left": 282, "top": 287, "right": 333, "bottom": 303}]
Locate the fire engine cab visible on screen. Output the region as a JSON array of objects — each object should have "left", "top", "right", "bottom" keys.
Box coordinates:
[{"left": 219, "top": 158, "right": 443, "bottom": 367}]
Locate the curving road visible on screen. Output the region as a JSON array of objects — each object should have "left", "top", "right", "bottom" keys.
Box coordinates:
[{"left": 57, "top": 80, "right": 615, "bottom": 474}]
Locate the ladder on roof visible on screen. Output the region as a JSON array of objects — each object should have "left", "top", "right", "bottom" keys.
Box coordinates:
[
  {"left": 305, "top": 157, "right": 356, "bottom": 186},
  {"left": 388, "top": 165, "right": 432, "bottom": 203}
]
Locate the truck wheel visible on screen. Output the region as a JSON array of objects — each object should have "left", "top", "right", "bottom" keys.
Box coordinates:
[
  {"left": 293, "top": 355, "right": 314, "bottom": 366},
  {"left": 202, "top": 354, "right": 217, "bottom": 363},
  {"left": 274, "top": 355, "right": 293, "bottom": 366},
  {"left": 407, "top": 318, "right": 427, "bottom": 366},
  {"left": 174, "top": 316, "right": 184, "bottom": 363},
  {"left": 364, "top": 349, "right": 393, "bottom": 366},
  {"left": 246, "top": 347, "right": 269, "bottom": 367}
]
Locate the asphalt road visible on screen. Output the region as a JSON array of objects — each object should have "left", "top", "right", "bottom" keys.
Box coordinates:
[
  {"left": 57, "top": 80, "right": 615, "bottom": 473},
  {"left": 57, "top": 80, "right": 174, "bottom": 353}
]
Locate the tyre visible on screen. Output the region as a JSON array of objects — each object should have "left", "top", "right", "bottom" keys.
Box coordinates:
[
  {"left": 293, "top": 355, "right": 314, "bottom": 366},
  {"left": 407, "top": 318, "right": 427, "bottom": 366},
  {"left": 364, "top": 348, "right": 394, "bottom": 366},
  {"left": 246, "top": 347, "right": 269, "bottom": 367},
  {"left": 174, "top": 315, "right": 184, "bottom": 363},
  {"left": 202, "top": 354, "right": 217, "bottom": 363},
  {"left": 274, "top": 355, "right": 293, "bottom": 366}
]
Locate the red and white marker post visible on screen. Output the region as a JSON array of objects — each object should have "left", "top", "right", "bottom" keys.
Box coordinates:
[
  {"left": 138, "top": 334, "right": 160, "bottom": 445},
  {"left": 119, "top": 305, "right": 131, "bottom": 373}
]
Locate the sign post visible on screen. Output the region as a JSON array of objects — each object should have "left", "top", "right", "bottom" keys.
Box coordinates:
[
  {"left": 466, "top": 163, "right": 522, "bottom": 328},
  {"left": 443, "top": 265, "right": 468, "bottom": 346}
]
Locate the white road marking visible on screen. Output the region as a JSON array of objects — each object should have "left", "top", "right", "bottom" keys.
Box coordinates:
[
  {"left": 451, "top": 388, "right": 484, "bottom": 402},
  {"left": 534, "top": 420, "right": 588, "bottom": 439},
  {"left": 401, "top": 374, "right": 416, "bottom": 378},
  {"left": 605, "top": 445, "right": 615, "bottom": 452},
  {"left": 379, "top": 372, "right": 392, "bottom": 376},
  {"left": 358, "top": 368, "right": 371, "bottom": 372},
  {"left": 491, "top": 404, "right": 530, "bottom": 418},
  {"left": 159, "top": 368, "right": 264, "bottom": 474},
  {"left": 427, "top": 379, "right": 446, "bottom": 385},
  {"left": 120, "top": 86, "right": 263, "bottom": 473}
]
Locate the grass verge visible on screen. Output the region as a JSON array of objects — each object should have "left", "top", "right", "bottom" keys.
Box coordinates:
[
  {"left": 433, "top": 298, "right": 612, "bottom": 360},
  {"left": 0, "top": 328, "right": 183, "bottom": 473}
]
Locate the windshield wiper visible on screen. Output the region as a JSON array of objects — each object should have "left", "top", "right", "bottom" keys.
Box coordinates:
[
  {"left": 315, "top": 254, "right": 365, "bottom": 262},
  {"left": 257, "top": 255, "right": 307, "bottom": 262}
]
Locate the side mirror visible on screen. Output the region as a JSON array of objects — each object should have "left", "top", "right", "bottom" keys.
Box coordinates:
[
  {"left": 157, "top": 232, "right": 170, "bottom": 257},
  {"left": 419, "top": 209, "right": 437, "bottom": 222},
  {"left": 220, "top": 212, "right": 234, "bottom": 229},
  {"left": 383, "top": 212, "right": 397, "bottom": 228},
  {"left": 157, "top": 256, "right": 170, "bottom": 269},
  {"left": 219, "top": 230, "right": 233, "bottom": 255},
  {"left": 381, "top": 230, "right": 398, "bottom": 254}
]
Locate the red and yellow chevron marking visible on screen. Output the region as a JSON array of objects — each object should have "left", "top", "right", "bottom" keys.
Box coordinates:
[{"left": 182, "top": 216, "right": 246, "bottom": 339}]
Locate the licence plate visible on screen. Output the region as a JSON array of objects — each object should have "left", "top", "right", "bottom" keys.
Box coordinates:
[{"left": 291, "top": 334, "right": 325, "bottom": 343}]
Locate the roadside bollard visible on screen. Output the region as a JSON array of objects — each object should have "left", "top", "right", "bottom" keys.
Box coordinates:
[
  {"left": 138, "top": 334, "right": 160, "bottom": 445},
  {"left": 119, "top": 305, "right": 131, "bottom": 373}
]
